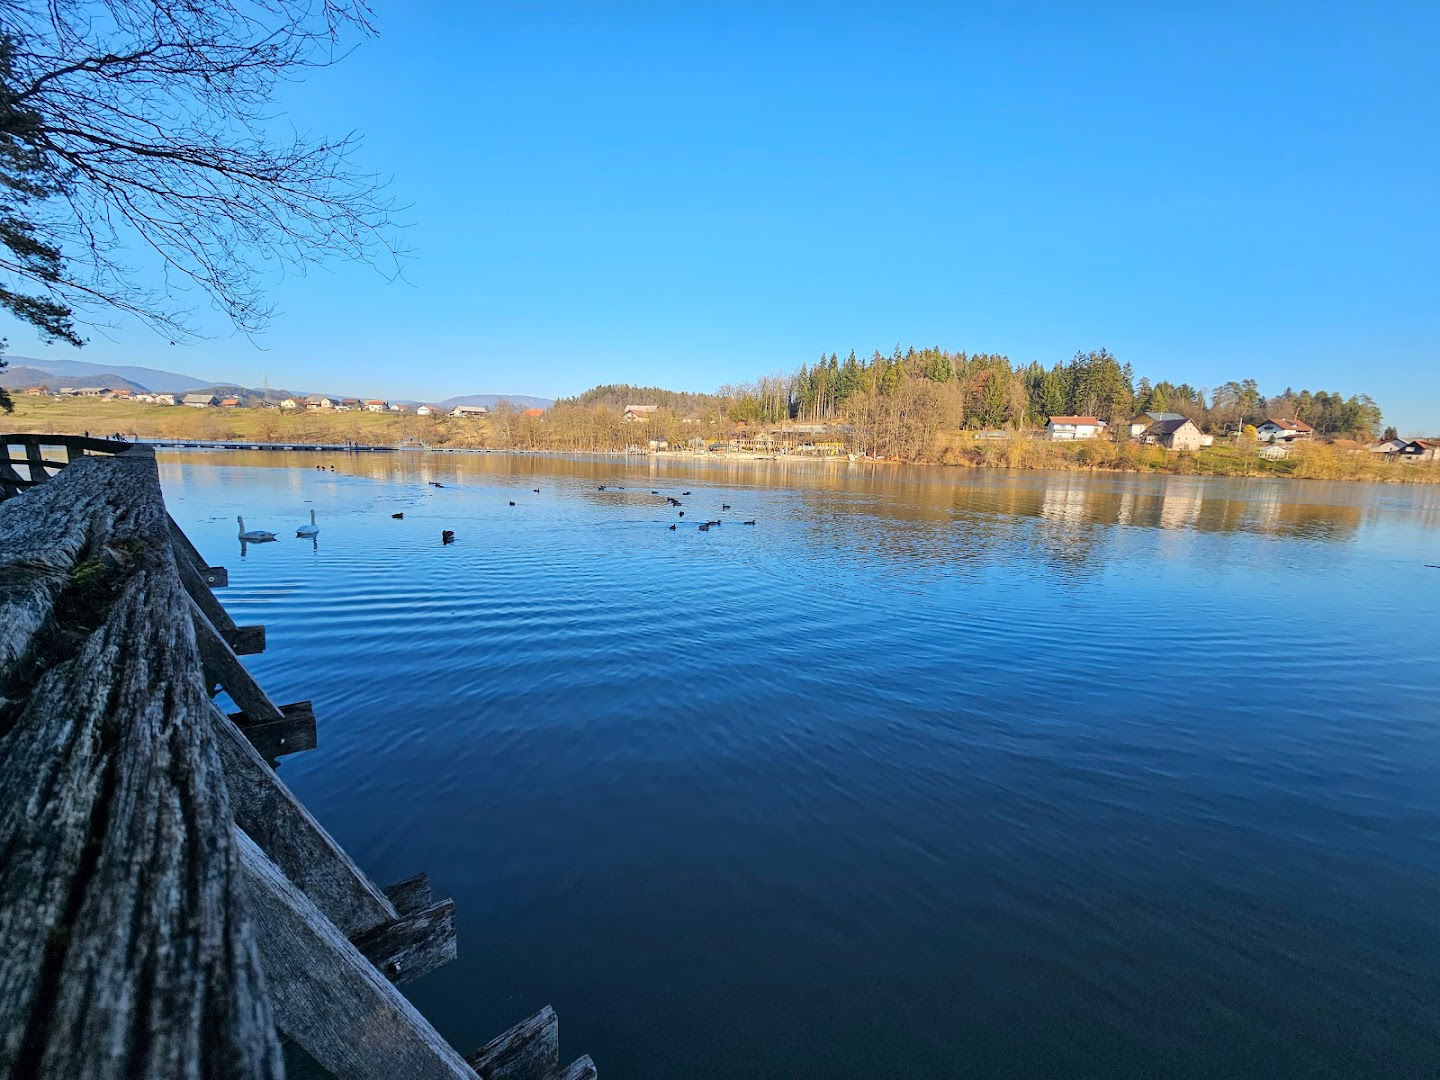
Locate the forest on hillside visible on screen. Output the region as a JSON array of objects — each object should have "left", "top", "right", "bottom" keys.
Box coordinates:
[
  {"left": 560, "top": 349, "right": 1384, "bottom": 456},
  {"left": 559, "top": 384, "right": 729, "bottom": 416},
  {"left": 773, "top": 347, "right": 1382, "bottom": 437}
]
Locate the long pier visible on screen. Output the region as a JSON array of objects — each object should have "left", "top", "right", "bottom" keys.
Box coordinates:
[{"left": 0, "top": 433, "right": 595, "bottom": 1079}]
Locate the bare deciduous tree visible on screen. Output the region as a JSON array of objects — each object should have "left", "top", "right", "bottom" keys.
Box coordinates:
[{"left": 0, "top": 0, "right": 399, "bottom": 350}]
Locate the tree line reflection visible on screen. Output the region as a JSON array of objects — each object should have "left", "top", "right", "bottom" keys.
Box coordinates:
[{"left": 158, "top": 450, "right": 1439, "bottom": 584}]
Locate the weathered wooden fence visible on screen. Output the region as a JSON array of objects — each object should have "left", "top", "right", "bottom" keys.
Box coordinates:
[{"left": 0, "top": 435, "right": 594, "bottom": 1080}]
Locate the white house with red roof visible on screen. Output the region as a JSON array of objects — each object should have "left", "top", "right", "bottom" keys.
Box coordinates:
[
  {"left": 1255, "top": 418, "right": 1313, "bottom": 442},
  {"left": 1045, "top": 415, "right": 1107, "bottom": 440}
]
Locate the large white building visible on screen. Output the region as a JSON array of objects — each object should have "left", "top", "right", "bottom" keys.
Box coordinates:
[{"left": 1046, "top": 416, "right": 1107, "bottom": 440}]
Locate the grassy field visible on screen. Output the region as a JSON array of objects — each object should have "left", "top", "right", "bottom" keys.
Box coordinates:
[
  {"left": 7, "top": 396, "right": 442, "bottom": 444},
  {"left": 6, "top": 396, "right": 1437, "bottom": 483}
]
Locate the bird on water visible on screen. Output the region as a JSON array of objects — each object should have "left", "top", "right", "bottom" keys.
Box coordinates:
[
  {"left": 236, "top": 516, "right": 277, "bottom": 542},
  {"left": 392, "top": 512, "right": 404, "bottom": 519},
  {"left": 442, "top": 530, "right": 455, "bottom": 544},
  {"left": 295, "top": 509, "right": 319, "bottom": 538}
]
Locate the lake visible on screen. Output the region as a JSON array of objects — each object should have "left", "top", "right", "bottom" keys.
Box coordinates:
[{"left": 159, "top": 450, "right": 1440, "bottom": 1079}]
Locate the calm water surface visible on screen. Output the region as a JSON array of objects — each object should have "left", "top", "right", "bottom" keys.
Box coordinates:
[{"left": 160, "top": 451, "right": 1440, "bottom": 1079}]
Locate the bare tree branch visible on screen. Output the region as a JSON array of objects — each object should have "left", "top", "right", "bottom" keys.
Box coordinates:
[{"left": 0, "top": 0, "right": 402, "bottom": 346}]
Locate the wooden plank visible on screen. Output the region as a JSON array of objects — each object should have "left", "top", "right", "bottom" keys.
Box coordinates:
[
  {"left": 555, "top": 1056, "right": 598, "bottom": 1080},
  {"left": 235, "top": 828, "right": 477, "bottom": 1080},
  {"left": 467, "top": 1006, "right": 559, "bottom": 1080},
  {"left": 191, "top": 597, "right": 284, "bottom": 724},
  {"left": 0, "top": 449, "right": 284, "bottom": 1079},
  {"left": 171, "top": 524, "right": 254, "bottom": 647},
  {"left": 384, "top": 873, "right": 435, "bottom": 917},
  {"left": 226, "top": 624, "right": 266, "bottom": 655},
  {"left": 212, "top": 706, "right": 397, "bottom": 938},
  {"left": 229, "top": 701, "right": 317, "bottom": 762},
  {"left": 0, "top": 454, "right": 67, "bottom": 471},
  {"left": 166, "top": 515, "right": 229, "bottom": 587},
  {"left": 170, "top": 531, "right": 247, "bottom": 649},
  {"left": 351, "top": 898, "right": 457, "bottom": 985}
]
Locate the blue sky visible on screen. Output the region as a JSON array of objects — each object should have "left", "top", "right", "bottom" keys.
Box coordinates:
[{"left": 11, "top": 1, "right": 1439, "bottom": 431}]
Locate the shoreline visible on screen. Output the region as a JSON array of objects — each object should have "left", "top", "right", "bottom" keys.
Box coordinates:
[
  {"left": 119, "top": 437, "right": 1440, "bottom": 487},
  {"left": 6, "top": 392, "right": 1436, "bottom": 485}
]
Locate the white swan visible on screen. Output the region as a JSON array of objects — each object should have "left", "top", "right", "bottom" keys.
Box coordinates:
[
  {"left": 237, "top": 515, "right": 277, "bottom": 542},
  {"left": 295, "top": 509, "right": 319, "bottom": 538}
]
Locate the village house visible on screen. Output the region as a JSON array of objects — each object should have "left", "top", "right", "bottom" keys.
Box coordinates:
[
  {"left": 451, "top": 404, "right": 488, "bottom": 417},
  {"left": 521, "top": 408, "right": 545, "bottom": 418},
  {"left": 75, "top": 386, "right": 107, "bottom": 397},
  {"left": 133, "top": 393, "right": 155, "bottom": 403},
  {"left": 152, "top": 393, "right": 178, "bottom": 406},
  {"left": 108, "top": 389, "right": 133, "bottom": 400},
  {"left": 218, "top": 397, "right": 241, "bottom": 408},
  {"left": 415, "top": 404, "right": 443, "bottom": 416},
  {"left": 1394, "top": 438, "right": 1440, "bottom": 463},
  {"left": 23, "top": 385, "right": 45, "bottom": 395},
  {"left": 1127, "top": 410, "right": 1185, "bottom": 438},
  {"left": 57, "top": 387, "right": 75, "bottom": 396},
  {"left": 183, "top": 393, "right": 218, "bottom": 408},
  {"left": 1139, "top": 416, "right": 1204, "bottom": 451},
  {"left": 365, "top": 399, "right": 388, "bottom": 412},
  {"left": 1368, "top": 437, "right": 1407, "bottom": 454},
  {"left": 1046, "top": 415, "right": 1107, "bottom": 440},
  {"left": 622, "top": 404, "right": 659, "bottom": 422},
  {"left": 1255, "top": 418, "right": 1313, "bottom": 442},
  {"left": 305, "top": 396, "right": 337, "bottom": 411}
]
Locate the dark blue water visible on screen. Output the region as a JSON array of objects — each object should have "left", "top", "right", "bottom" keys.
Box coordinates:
[{"left": 161, "top": 451, "right": 1440, "bottom": 1079}]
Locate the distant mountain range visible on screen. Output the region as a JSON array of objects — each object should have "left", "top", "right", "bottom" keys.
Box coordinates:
[
  {"left": 0, "top": 354, "right": 552, "bottom": 410},
  {"left": 0, "top": 355, "right": 215, "bottom": 393}
]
